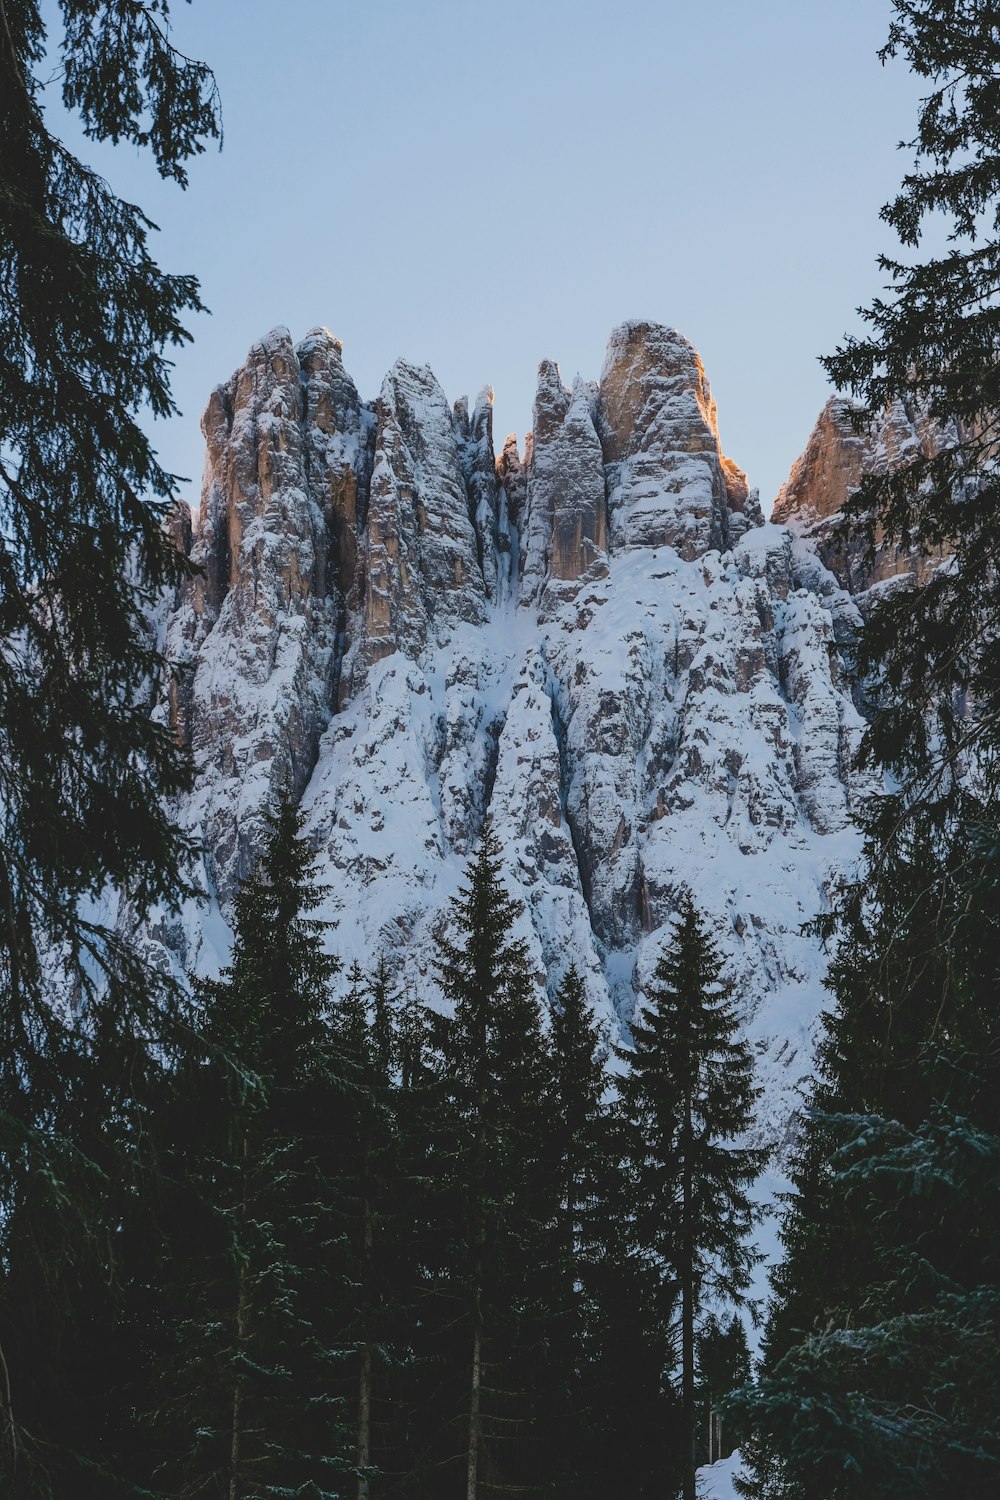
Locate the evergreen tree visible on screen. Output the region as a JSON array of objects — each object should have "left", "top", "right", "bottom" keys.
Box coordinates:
[
  {"left": 327, "top": 954, "right": 415, "bottom": 1500},
  {"left": 541, "top": 963, "right": 682, "bottom": 1499},
  {"left": 821, "top": 1, "right": 1000, "bottom": 844},
  {"left": 734, "top": 812, "right": 1000, "bottom": 1500},
  {"left": 433, "top": 820, "right": 550, "bottom": 1500},
  {"left": 375, "top": 979, "right": 459, "bottom": 1500},
  {"left": 1, "top": 5, "right": 217, "bottom": 1481},
  {"left": 618, "top": 892, "right": 767, "bottom": 1500},
  {"left": 696, "top": 1313, "right": 750, "bottom": 1462},
  {"left": 150, "top": 792, "right": 355, "bottom": 1499},
  {"left": 535, "top": 963, "right": 608, "bottom": 1495},
  {"left": 1, "top": 0, "right": 214, "bottom": 1023},
  {"left": 733, "top": 11, "right": 1000, "bottom": 1495},
  {"left": 547, "top": 964, "right": 608, "bottom": 1329},
  {"left": 0, "top": 983, "right": 185, "bottom": 1498}
]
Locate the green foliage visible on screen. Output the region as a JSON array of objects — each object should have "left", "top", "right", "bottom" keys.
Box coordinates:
[
  {"left": 618, "top": 891, "right": 766, "bottom": 1500},
  {"left": 432, "top": 820, "right": 551, "bottom": 1498},
  {"left": 619, "top": 891, "right": 766, "bottom": 1312},
  {"left": 150, "top": 793, "right": 354, "bottom": 1499},
  {"left": 822, "top": 1, "right": 1000, "bottom": 812},
  {"left": 1, "top": 11, "right": 218, "bottom": 1474},
  {"left": 0, "top": 0, "right": 218, "bottom": 1009},
  {"left": 736, "top": 1105, "right": 1000, "bottom": 1500},
  {"left": 738, "top": 807, "right": 1000, "bottom": 1497},
  {"left": 734, "top": 10, "right": 1000, "bottom": 1494},
  {"left": 697, "top": 1313, "right": 750, "bottom": 1460}
]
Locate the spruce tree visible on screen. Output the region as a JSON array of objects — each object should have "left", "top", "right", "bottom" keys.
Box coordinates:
[
  {"left": 547, "top": 964, "right": 608, "bottom": 1325},
  {"left": 540, "top": 963, "right": 679, "bottom": 1499},
  {"left": 377, "top": 978, "right": 458, "bottom": 1500},
  {"left": 820, "top": 1, "right": 1000, "bottom": 849},
  {"left": 734, "top": 810, "right": 1000, "bottom": 1500},
  {"left": 0, "top": 984, "right": 184, "bottom": 1498},
  {"left": 536, "top": 963, "right": 609, "bottom": 1495},
  {"left": 433, "top": 820, "right": 549, "bottom": 1500},
  {"left": 696, "top": 1313, "right": 750, "bottom": 1463},
  {"left": 618, "top": 892, "right": 766, "bottom": 1500},
  {"left": 150, "top": 792, "right": 355, "bottom": 1500},
  {"left": 327, "top": 954, "right": 410, "bottom": 1500},
  {"left": 1, "top": 6, "right": 218, "bottom": 1479},
  {"left": 732, "top": 11, "right": 1000, "bottom": 1495},
  {"left": 1, "top": 0, "right": 214, "bottom": 1024}
]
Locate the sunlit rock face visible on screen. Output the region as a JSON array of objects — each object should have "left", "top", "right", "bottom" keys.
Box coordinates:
[
  {"left": 165, "top": 326, "right": 367, "bottom": 903},
  {"left": 773, "top": 396, "right": 951, "bottom": 606},
  {"left": 597, "top": 321, "right": 761, "bottom": 558},
  {"left": 154, "top": 319, "right": 870, "bottom": 1151}
]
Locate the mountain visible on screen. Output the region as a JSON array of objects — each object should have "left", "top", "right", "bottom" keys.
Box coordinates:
[
  {"left": 147, "top": 320, "right": 871, "bottom": 1151},
  {"left": 773, "top": 394, "right": 953, "bottom": 608}
]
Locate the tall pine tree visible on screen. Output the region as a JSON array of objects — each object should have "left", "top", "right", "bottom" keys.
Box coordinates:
[
  {"left": 433, "top": 820, "right": 550, "bottom": 1500},
  {"left": 150, "top": 792, "right": 355, "bottom": 1500},
  {"left": 734, "top": 8, "right": 1000, "bottom": 1493},
  {"left": 734, "top": 809, "right": 1000, "bottom": 1500},
  {"left": 1, "top": 5, "right": 218, "bottom": 1479},
  {"left": 619, "top": 892, "right": 766, "bottom": 1500}
]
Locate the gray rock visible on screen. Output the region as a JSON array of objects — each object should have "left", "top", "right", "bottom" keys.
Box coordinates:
[
  {"left": 519, "top": 362, "right": 608, "bottom": 606},
  {"left": 150, "top": 322, "right": 872, "bottom": 1157},
  {"left": 597, "top": 321, "right": 755, "bottom": 558},
  {"left": 773, "top": 396, "right": 951, "bottom": 605}
]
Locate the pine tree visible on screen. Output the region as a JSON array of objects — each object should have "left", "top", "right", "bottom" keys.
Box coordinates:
[
  {"left": 696, "top": 1313, "right": 750, "bottom": 1463},
  {"left": 539, "top": 962, "right": 680, "bottom": 1499},
  {"left": 0, "top": 984, "right": 185, "bottom": 1499},
  {"left": 0, "top": 0, "right": 214, "bottom": 1027},
  {"left": 533, "top": 963, "right": 608, "bottom": 1495},
  {"left": 150, "top": 792, "right": 355, "bottom": 1499},
  {"left": 820, "top": 1, "right": 1000, "bottom": 850},
  {"left": 375, "top": 978, "right": 457, "bottom": 1500},
  {"left": 618, "top": 891, "right": 767, "bottom": 1500},
  {"left": 1, "top": 5, "right": 219, "bottom": 1480},
  {"left": 327, "top": 954, "right": 408, "bottom": 1500},
  {"left": 731, "top": 12, "right": 1000, "bottom": 1496},
  {"left": 733, "top": 811, "right": 1000, "bottom": 1500},
  {"left": 433, "top": 820, "right": 550, "bottom": 1500}
]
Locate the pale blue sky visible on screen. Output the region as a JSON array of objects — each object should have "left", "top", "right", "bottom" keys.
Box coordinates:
[{"left": 47, "top": 0, "right": 922, "bottom": 509}]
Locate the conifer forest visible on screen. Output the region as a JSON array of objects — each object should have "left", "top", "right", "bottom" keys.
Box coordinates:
[{"left": 2, "top": 2, "right": 1000, "bottom": 1498}]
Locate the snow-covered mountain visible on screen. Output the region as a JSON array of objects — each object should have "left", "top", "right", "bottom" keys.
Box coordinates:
[{"left": 148, "top": 320, "right": 875, "bottom": 1150}]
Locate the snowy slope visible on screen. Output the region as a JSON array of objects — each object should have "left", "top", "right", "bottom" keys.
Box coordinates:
[{"left": 144, "top": 320, "right": 870, "bottom": 1150}]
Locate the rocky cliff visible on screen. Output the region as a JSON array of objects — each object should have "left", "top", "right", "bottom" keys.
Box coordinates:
[
  {"left": 147, "top": 321, "right": 871, "bottom": 1150},
  {"left": 772, "top": 395, "right": 952, "bottom": 608}
]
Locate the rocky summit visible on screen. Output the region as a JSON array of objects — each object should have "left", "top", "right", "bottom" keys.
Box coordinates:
[{"left": 147, "top": 320, "right": 878, "bottom": 1150}]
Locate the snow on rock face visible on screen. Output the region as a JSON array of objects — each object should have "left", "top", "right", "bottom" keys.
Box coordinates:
[
  {"left": 343, "top": 359, "right": 490, "bottom": 694},
  {"left": 772, "top": 395, "right": 952, "bottom": 607},
  {"left": 165, "top": 326, "right": 367, "bottom": 913},
  {"left": 597, "top": 321, "right": 760, "bottom": 558},
  {"left": 157, "top": 321, "right": 869, "bottom": 1148},
  {"left": 518, "top": 362, "right": 608, "bottom": 606}
]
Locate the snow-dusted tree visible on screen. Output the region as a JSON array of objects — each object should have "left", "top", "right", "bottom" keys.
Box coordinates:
[
  {"left": 733, "top": 9, "right": 1000, "bottom": 1495},
  {"left": 734, "top": 819, "right": 1000, "bottom": 1500}
]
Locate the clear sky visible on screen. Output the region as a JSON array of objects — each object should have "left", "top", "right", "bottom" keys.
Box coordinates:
[{"left": 46, "top": 0, "right": 924, "bottom": 511}]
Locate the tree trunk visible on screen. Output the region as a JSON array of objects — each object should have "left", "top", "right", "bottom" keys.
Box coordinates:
[
  {"left": 357, "top": 1339, "right": 372, "bottom": 1500},
  {"left": 682, "top": 1107, "right": 696, "bottom": 1500},
  {"left": 466, "top": 1321, "right": 482, "bottom": 1500},
  {"left": 230, "top": 1130, "right": 250, "bottom": 1500},
  {"left": 357, "top": 1141, "right": 374, "bottom": 1500}
]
